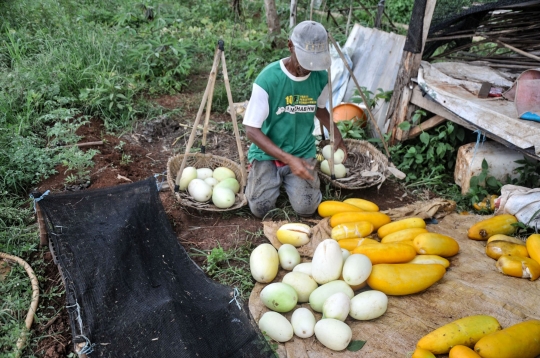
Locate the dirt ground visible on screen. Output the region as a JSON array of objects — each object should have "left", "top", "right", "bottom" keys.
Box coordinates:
[{"left": 31, "top": 86, "right": 419, "bottom": 357}]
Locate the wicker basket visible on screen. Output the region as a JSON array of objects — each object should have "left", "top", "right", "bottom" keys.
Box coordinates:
[
  {"left": 166, "top": 42, "right": 249, "bottom": 212},
  {"left": 317, "top": 139, "right": 389, "bottom": 190},
  {"left": 167, "top": 153, "right": 247, "bottom": 212}
]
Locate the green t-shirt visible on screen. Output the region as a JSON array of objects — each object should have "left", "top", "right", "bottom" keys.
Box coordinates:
[{"left": 247, "top": 60, "right": 328, "bottom": 162}]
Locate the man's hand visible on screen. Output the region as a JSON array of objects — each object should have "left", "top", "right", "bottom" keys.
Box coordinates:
[
  {"left": 245, "top": 126, "right": 315, "bottom": 180},
  {"left": 286, "top": 156, "right": 315, "bottom": 181},
  {"left": 316, "top": 107, "right": 348, "bottom": 162}
]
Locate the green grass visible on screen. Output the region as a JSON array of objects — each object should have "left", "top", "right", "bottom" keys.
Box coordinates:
[
  {"left": 321, "top": 182, "right": 349, "bottom": 202},
  {"left": 189, "top": 239, "right": 255, "bottom": 300},
  {"left": 0, "top": 196, "right": 43, "bottom": 357}
]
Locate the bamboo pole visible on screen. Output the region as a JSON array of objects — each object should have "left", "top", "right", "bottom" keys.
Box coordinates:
[
  {"left": 201, "top": 56, "right": 219, "bottom": 153},
  {"left": 494, "top": 39, "right": 540, "bottom": 62},
  {"left": 327, "top": 67, "right": 336, "bottom": 179},
  {"left": 220, "top": 44, "right": 248, "bottom": 188},
  {"left": 175, "top": 46, "right": 221, "bottom": 189}
]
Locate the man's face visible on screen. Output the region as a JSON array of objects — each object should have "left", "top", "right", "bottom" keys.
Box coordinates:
[{"left": 289, "top": 41, "right": 311, "bottom": 77}]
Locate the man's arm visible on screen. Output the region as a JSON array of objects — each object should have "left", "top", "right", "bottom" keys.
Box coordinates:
[
  {"left": 316, "top": 107, "right": 348, "bottom": 157},
  {"left": 245, "top": 126, "right": 315, "bottom": 180}
]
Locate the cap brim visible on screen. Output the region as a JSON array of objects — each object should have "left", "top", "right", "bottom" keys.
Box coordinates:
[{"left": 295, "top": 47, "right": 331, "bottom": 71}]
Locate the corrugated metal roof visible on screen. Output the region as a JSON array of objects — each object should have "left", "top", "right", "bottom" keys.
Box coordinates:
[
  {"left": 342, "top": 24, "right": 406, "bottom": 133},
  {"left": 418, "top": 61, "right": 540, "bottom": 154}
]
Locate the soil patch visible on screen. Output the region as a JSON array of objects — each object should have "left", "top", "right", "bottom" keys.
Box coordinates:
[{"left": 32, "top": 91, "right": 418, "bottom": 357}]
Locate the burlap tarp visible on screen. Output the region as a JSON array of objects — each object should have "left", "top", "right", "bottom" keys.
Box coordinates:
[{"left": 249, "top": 200, "right": 540, "bottom": 357}]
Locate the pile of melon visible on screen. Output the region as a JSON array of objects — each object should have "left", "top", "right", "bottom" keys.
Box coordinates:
[
  {"left": 467, "top": 214, "right": 540, "bottom": 281},
  {"left": 250, "top": 198, "right": 462, "bottom": 351},
  {"left": 251, "top": 238, "right": 386, "bottom": 351},
  {"left": 412, "top": 314, "right": 540, "bottom": 358},
  {"left": 319, "top": 144, "right": 347, "bottom": 178},
  {"left": 178, "top": 166, "right": 240, "bottom": 208}
]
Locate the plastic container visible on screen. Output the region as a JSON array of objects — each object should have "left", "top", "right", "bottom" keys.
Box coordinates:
[
  {"left": 454, "top": 141, "right": 524, "bottom": 194},
  {"left": 333, "top": 103, "right": 366, "bottom": 127}
]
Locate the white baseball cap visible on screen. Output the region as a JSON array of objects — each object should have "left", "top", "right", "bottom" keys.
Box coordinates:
[{"left": 290, "top": 21, "right": 331, "bottom": 71}]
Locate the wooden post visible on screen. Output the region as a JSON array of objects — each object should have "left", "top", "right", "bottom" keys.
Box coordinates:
[
  {"left": 291, "top": 0, "right": 298, "bottom": 27},
  {"left": 396, "top": 103, "right": 419, "bottom": 141},
  {"left": 386, "top": 0, "right": 436, "bottom": 143},
  {"left": 220, "top": 50, "right": 248, "bottom": 187},
  {"left": 407, "top": 115, "right": 446, "bottom": 138},
  {"left": 345, "top": 3, "right": 353, "bottom": 37},
  {"left": 264, "top": 0, "right": 281, "bottom": 35},
  {"left": 35, "top": 204, "right": 48, "bottom": 246}
]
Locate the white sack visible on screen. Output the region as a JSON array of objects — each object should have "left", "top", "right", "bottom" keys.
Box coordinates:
[{"left": 495, "top": 184, "right": 540, "bottom": 229}]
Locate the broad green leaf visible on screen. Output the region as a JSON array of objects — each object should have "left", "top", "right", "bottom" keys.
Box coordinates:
[
  {"left": 347, "top": 340, "right": 366, "bottom": 352},
  {"left": 486, "top": 176, "right": 499, "bottom": 188},
  {"left": 482, "top": 159, "right": 489, "bottom": 170},
  {"left": 470, "top": 176, "right": 479, "bottom": 188},
  {"left": 456, "top": 128, "right": 465, "bottom": 141},
  {"left": 436, "top": 143, "right": 445, "bottom": 157},
  {"left": 420, "top": 132, "right": 430, "bottom": 145},
  {"left": 478, "top": 172, "right": 487, "bottom": 184},
  {"left": 398, "top": 122, "right": 411, "bottom": 131}
]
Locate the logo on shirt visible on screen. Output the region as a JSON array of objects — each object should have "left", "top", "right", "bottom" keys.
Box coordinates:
[{"left": 276, "top": 94, "right": 317, "bottom": 115}]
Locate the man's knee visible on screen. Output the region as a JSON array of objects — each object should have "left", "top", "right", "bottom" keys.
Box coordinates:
[
  {"left": 289, "top": 190, "right": 322, "bottom": 217},
  {"left": 248, "top": 200, "right": 276, "bottom": 219},
  {"left": 245, "top": 160, "right": 280, "bottom": 218}
]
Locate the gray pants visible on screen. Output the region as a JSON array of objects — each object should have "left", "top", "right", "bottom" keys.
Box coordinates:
[{"left": 245, "top": 159, "right": 322, "bottom": 219}]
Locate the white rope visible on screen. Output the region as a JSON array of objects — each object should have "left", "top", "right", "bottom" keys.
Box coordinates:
[{"left": 229, "top": 287, "right": 242, "bottom": 310}]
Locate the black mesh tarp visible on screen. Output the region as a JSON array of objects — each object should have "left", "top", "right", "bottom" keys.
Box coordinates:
[{"left": 38, "top": 177, "right": 273, "bottom": 357}]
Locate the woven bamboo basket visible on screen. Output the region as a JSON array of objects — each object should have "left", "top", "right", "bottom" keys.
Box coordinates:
[
  {"left": 316, "top": 138, "right": 389, "bottom": 190},
  {"left": 166, "top": 41, "right": 248, "bottom": 212},
  {"left": 167, "top": 153, "right": 247, "bottom": 212}
]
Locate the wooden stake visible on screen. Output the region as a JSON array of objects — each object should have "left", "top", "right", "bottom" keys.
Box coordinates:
[
  {"left": 494, "top": 39, "right": 540, "bottom": 62},
  {"left": 387, "top": 0, "right": 436, "bottom": 144},
  {"left": 59, "top": 141, "right": 103, "bottom": 148},
  {"left": 36, "top": 204, "right": 48, "bottom": 246},
  {"left": 220, "top": 47, "right": 247, "bottom": 186},
  {"left": 407, "top": 115, "right": 446, "bottom": 139},
  {"left": 327, "top": 67, "right": 336, "bottom": 179},
  {"left": 175, "top": 46, "right": 221, "bottom": 188},
  {"left": 201, "top": 55, "right": 219, "bottom": 152}
]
